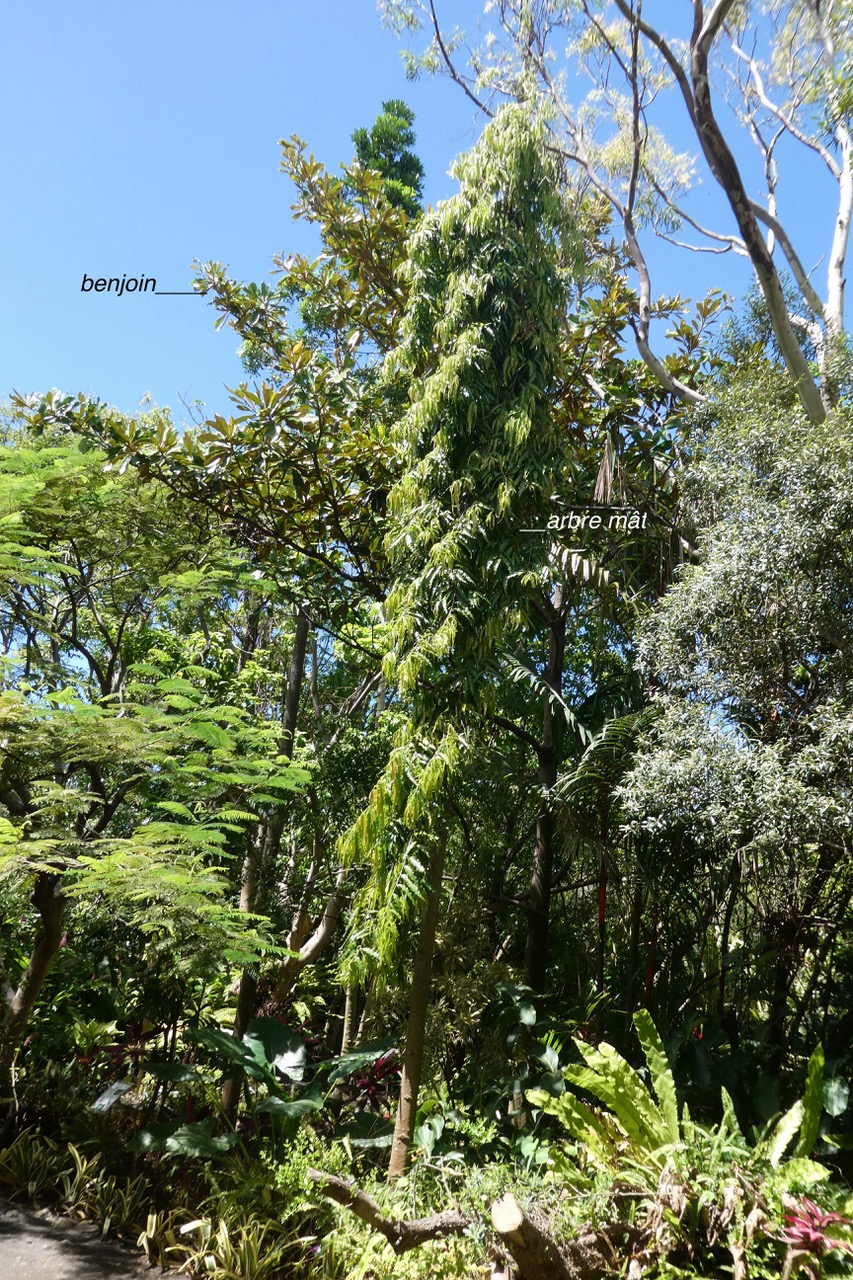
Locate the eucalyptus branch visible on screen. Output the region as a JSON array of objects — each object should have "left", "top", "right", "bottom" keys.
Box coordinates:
[
  {"left": 647, "top": 172, "right": 748, "bottom": 255},
  {"left": 428, "top": 0, "right": 493, "bottom": 118},
  {"left": 749, "top": 203, "right": 826, "bottom": 319},
  {"left": 728, "top": 37, "right": 840, "bottom": 177}
]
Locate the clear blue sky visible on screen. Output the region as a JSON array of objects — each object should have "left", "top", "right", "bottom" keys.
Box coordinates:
[
  {"left": 2, "top": 2, "right": 835, "bottom": 426},
  {"left": 1, "top": 1, "right": 480, "bottom": 423}
]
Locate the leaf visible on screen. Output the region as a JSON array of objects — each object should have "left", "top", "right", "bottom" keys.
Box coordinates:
[
  {"left": 796, "top": 1044, "right": 825, "bottom": 1157},
  {"left": 144, "top": 1061, "right": 212, "bottom": 1084},
  {"left": 242, "top": 1018, "right": 306, "bottom": 1081},
  {"left": 189, "top": 1025, "right": 254, "bottom": 1065},
  {"left": 129, "top": 1118, "right": 240, "bottom": 1158},
  {"left": 765, "top": 1100, "right": 804, "bottom": 1166},
  {"left": 527, "top": 1086, "right": 621, "bottom": 1166},
  {"left": 318, "top": 1035, "right": 398, "bottom": 1086},
  {"left": 565, "top": 1039, "right": 671, "bottom": 1151},
  {"left": 187, "top": 720, "right": 234, "bottom": 750},
  {"left": 633, "top": 1009, "right": 679, "bottom": 1143},
  {"left": 824, "top": 1076, "right": 849, "bottom": 1119},
  {"left": 774, "top": 1158, "right": 831, "bottom": 1191},
  {"left": 155, "top": 801, "right": 196, "bottom": 821},
  {"left": 255, "top": 1092, "right": 323, "bottom": 1118}
]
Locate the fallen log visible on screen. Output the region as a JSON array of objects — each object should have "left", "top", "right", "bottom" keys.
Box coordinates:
[
  {"left": 309, "top": 1169, "right": 640, "bottom": 1279},
  {"left": 307, "top": 1169, "right": 470, "bottom": 1255}
]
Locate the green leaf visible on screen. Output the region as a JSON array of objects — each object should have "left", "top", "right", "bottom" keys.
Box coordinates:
[
  {"left": 774, "top": 1158, "right": 831, "bottom": 1191},
  {"left": 765, "top": 1100, "right": 804, "bottom": 1166},
  {"left": 824, "top": 1076, "right": 849, "bottom": 1119},
  {"left": 144, "top": 1061, "right": 212, "bottom": 1084},
  {"left": 255, "top": 1092, "right": 323, "bottom": 1118},
  {"left": 187, "top": 720, "right": 234, "bottom": 750},
  {"left": 129, "top": 1118, "right": 240, "bottom": 1158},
  {"left": 242, "top": 1018, "right": 306, "bottom": 1082},
  {"left": 565, "top": 1039, "right": 671, "bottom": 1151},
  {"left": 796, "top": 1044, "right": 825, "bottom": 1157},
  {"left": 633, "top": 1009, "right": 679, "bottom": 1143}
]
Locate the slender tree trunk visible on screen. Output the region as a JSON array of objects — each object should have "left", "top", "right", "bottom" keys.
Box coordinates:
[
  {"left": 388, "top": 826, "right": 448, "bottom": 1179},
  {"left": 220, "top": 605, "right": 310, "bottom": 1123},
  {"left": 340, "top": 984, "right": 357, "bottom": 1056},
  {"left": 3, "top": 873, "right": 67, "bottom": 1048},
  {"left": 524, "top": 594, "right": 565, "bottom": 992},
  {"left": 2, "top": 872, "right": 67, "bottom": 1134}
]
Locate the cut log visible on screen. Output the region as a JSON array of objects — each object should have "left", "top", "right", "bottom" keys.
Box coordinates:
[
  {"left": 490, "top": 1194, "right": 578, "bottom": 1280},
  {"left": 310, "top": 1170, "right": 640, "bottom": 1278}
]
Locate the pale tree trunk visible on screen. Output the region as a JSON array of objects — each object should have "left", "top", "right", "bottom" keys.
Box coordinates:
[
  {"left": 340, "top": 984, "right": 357, "bottom": 1056},
  {"left": 387, "top": 826, "right": 448, "bottom": 1179},
  {"left": 688, "top": 11, "right": 828, "bottom": 423}
]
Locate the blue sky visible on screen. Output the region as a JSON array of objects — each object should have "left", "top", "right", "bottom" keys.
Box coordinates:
[
  {"left": 1, "top": 1, "right": 480, "bottom": 423},
  {"left": 2, "top": 2, "right": 835, "bottom": 426}
]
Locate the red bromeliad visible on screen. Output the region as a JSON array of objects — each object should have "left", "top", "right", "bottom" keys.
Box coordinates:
[{"left": 781, "top": 1198, "right": 853, "bottom": 1258}]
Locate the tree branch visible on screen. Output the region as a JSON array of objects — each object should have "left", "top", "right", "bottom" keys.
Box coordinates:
[{"left": 307, "top": 1170, "right": 470, "bottom": 1254}]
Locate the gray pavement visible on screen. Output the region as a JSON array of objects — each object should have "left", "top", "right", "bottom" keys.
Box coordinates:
[{"left": 0, "top": 1199, "right": 154, "bottom": 1278}]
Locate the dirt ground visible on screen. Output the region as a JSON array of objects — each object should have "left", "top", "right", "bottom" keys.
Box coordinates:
[{"left": 0, "top": 1198, "right": 154, "bottom": 1278}]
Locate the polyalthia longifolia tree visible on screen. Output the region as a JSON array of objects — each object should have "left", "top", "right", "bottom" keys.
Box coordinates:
[{"left": 336, "top": 103, "right": 630, "bottom": 1176}]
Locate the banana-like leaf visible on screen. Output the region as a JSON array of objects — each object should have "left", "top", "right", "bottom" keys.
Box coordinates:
[
  {"left": 795, "top": 1044, "right": 824, "bottom": 1158},
  {"left": 634, "top": 1009, "right": 679, "bottom": 1143},
  {"left": 527, "top": 1086, "right": 622, "bottom": 1167},
  {"left": 565, "top": 1040, "right": 671, "bottom": 1150},
  {"left": 764, "top": 1100, "right": 804, "bottom": 1167}
]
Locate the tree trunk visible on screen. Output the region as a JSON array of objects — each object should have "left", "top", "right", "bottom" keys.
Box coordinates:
[
  {"left": 340, "top": 984, "right": 357, "bottom": 1056},
  {"left": 688, "top": 16, "right": 828, "bottom": 423},
  {"left": 387, "top": 826, "right": 448, "bottom": 1179},
  {"left": 2, "top": 872, "right": 67, "bottom": 1134},
  {"left": 491, "top": 1194, "right": 577, "bottom": 1280},
  {"left": 3, "top": 873, "right": 67, "bottom": 1049},
  {"left": 220, "top": 605, "right": 310, "bottom": 1123},
  {"left": 524, "top": 595, "right": 565, "bottom": 992}
]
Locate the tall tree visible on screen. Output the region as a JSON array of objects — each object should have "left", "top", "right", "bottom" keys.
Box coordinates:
[
  {"left": 619, "top": 353, "right": 853, "bottom": 1075},
  {"left": 352, "top": 98, "right": 425, "bottom": 217}
]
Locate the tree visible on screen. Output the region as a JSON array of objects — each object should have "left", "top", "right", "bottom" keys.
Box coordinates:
[
  {"left": 382, "top": 0, "right": 853, "bottom": 422},
  {"left": 352, "top": 98, "right": 425, "bottom": 217},
  {"left": 9, "top": 111, "right": 424, "bottom": 1092},
  {"left": 340, "top": 103, "right": 685, "bottom": 1174},
  {"left": 618, "top": 354, "right": 853, "bottom": 1078},
  {"left": 0, "top": 422, "right": 307, "bottom": 1109}
]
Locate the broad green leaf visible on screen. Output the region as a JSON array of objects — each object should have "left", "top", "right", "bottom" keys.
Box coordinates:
[
  {"left": 634, "top": 1009, "right": 679, "bottom": 1143},
  {"left": 824, "top": 1077, "right": 849, "bottom": 1118},
  {"left": 765, "top": 1100, "right": 804, "bottom": 1166},
  {"left": 796, "top": 1044, "right": 825, "bottom": 1157}
]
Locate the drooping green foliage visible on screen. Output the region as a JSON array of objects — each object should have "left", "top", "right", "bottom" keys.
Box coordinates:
[{"left": 383, "top": 106, "right": 581, "bottom": 713}]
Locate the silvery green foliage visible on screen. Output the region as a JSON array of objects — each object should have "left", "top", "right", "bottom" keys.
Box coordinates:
[{"left": 619, "top": 364, "right": 853, "bottom": 859}]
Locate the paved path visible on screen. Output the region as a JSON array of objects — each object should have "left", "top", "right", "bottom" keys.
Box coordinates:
[{"left": 0, "top": 1198, "right": 154, "bottom": 1278}]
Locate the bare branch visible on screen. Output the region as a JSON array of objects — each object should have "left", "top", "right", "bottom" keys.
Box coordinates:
[
  {"left": 308, "top": 1169, "right": 470, "bottom": 1254},
  {"left": 428, "top": 0, "right": 493, "bottom": 119},
  {"left": 647, "top": 172, "right": 748, "bottom": 255},
  {"left": 749, "top": 203, "right": 826, "bottom": 319},
  {"left": 728, "top": 37, "right": 840, "bottom": 177}
]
